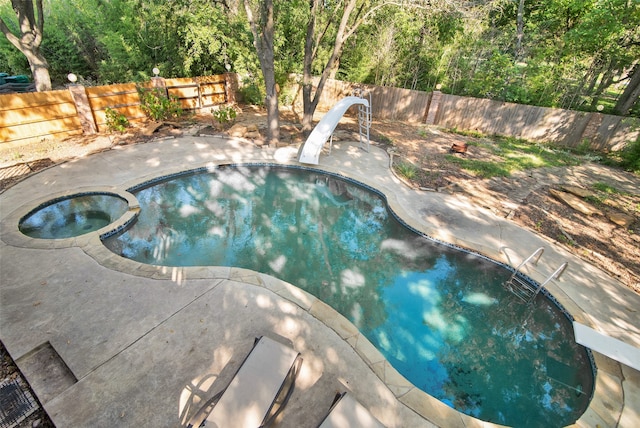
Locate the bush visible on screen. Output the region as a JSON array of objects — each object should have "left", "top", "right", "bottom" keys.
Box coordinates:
[
  {"left": 238, "top": 82, "right": 264, "bottom": 105},
  {"left": 213, "top": 105, "right": 238, "bottom": 126},
  {"left": 619, "top": 136, "right": 640, "bottom": 173},
  {"left": 105, "top": 107, "right": 129, "bottom": 132},
  {"left": 137, "top": 86, "right": 183, "bottom": 121},
  {"left": 394, "top": 161, "right": 419, "bottom": 180}
]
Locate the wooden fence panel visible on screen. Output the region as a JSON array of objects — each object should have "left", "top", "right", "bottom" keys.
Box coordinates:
[
  {"left": 166, "top": 77, "right": 200, "bottom": 110},
  {"left": 0, "top": 90, "right": 82, "bottom": 143},
  {"left": 200, "top": 82, "right": 225, "bottom": 95},
  {"left": 605, "top": 118, "right": 640, "bottom": 151},
  {"left": 92, "top": 105, "right": 147, "bottom": 132},
  {"left": 0, "top": 90, "right": 73, "bottom": 110},
  {"left": 86, "top": 83, "right": 144, "bottom": 132},
  {"left": 369, "top": 85, "right": 430, "bottom": 121},
  {"left": 434, "top": 94, "right": 618, "bottom": 148},
  {"left": 88, "top": 91, "right": 140, "bottom": 109},
  {"left": 2, "top": 117, "right": 82, "bottom": 142},
  {"left": 1, "top": 75, "right": 229, "bottom": 145},
  {"left": 202, "top": 93, "right": 226, "bottom": 106},
  {"left": 1, "top": 102, "right": 78, "bottom": 125},
  {"left": 168, "top": 86, "right": 199, "bottom": 99},
  {"left": 200, "top": 81, "right": 226, "bottom": 108}
]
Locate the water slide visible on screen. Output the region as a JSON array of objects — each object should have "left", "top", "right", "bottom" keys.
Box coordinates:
[{"left": 297, "top": 96, "right": 370, "bottom": 165}]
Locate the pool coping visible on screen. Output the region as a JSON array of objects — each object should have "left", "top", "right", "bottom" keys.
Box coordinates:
[{"left": 0, "top": 136, "right": 636, "bottom": 427}]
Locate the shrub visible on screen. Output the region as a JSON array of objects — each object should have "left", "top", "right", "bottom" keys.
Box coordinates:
[
  {"left": 619, "top": 136, "right": 640, "bottom": 173},
  {"left": 394, "top": 161, "right": 418, "bottom": 180},
  {"left": 213, "top": 105, "right": 237, "bottom": 126},
  {"left": 105, "top": 107, "right": 129, "bottom": 133},
  {"left": 137, "top": 86, "right": 183, "bottom": 121},
  {"left": 238, "top": 82, "right": 264, "bottom": 105}
]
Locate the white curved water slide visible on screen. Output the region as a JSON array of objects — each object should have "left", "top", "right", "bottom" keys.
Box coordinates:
[{"left": 297, "top": 94, "right": 371, "bottom": 165}]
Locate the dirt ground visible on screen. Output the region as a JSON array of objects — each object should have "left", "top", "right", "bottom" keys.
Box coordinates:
[
  {"left": 352, "top": 119, "right": 640, "bottom": 294},
  {"left": 1, "top": 106, "right": 639, "bottom": 427}
]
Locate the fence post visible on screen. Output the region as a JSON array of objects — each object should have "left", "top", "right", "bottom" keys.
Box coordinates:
[
  {"left": 579, "top": 112, "right": 605, "bottom": 149},
  {"left": 424, "top": 91, "right": 442, "bottom": 125},
  {"left": 151, "top": 76, "right": 168, "bottom": 97},
  {"left": 224, "top": 72, "right": 238, "bottom": 104},
  {"left": 68, "top": 85, "right": 97, "bottom": 134}
]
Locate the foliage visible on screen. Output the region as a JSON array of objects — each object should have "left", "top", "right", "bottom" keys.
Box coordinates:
[
  {"left": 377, "top": 134, "right": 394, "bottom": 146},
  {"left": 448, "top": 136, "right": 583, "bottom": 178},
  {"left": 1, "top": 0, "right": 638, "bottom": 117},
  {"left": 0, "top": 2, "right": 29, "bottom": 75},
  {"left": 213, "top": 105, "right": 238, "bottom": 125},
  {"left": 238, "top": 80, "right": 265, "bottom": 105},
  {"left": 137, "top": 86, "right": 183, "bottom": 121},
  {"left": 394, "top": 160, "right": 419, "bottom": 180},
  {"left": 0, "top": 0, "right": 51, "bottom": 90},
  {"left": 104, "top": 107, "right": 130, "bottom": 133},
  {"left": 446, "top": 156, "right": 511, "bottom": 178},
  {"left": 617, "top": 136, "right": 640, "bottom": 173}
]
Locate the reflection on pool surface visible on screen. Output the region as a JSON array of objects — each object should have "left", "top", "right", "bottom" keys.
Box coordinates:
[
  {"left": 20, "top": 193, "right": 128, "bottom": 239},
  {"left": 103, "top": 165, "right": 593, "bottom": 427}
]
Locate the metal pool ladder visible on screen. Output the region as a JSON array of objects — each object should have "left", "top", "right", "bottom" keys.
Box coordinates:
[
  {"left": 505, "top": 247, "right": 568, "bottom": 304},
  {"left": 354, "top": 88, "right": 371, "bottom": 152}
]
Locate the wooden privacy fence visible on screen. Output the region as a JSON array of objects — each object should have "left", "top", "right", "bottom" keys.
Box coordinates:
[
  {"left": 302, "top": 78, "right": 430, "bottom": 122},
  {"left": 0, "top": 90, "right": 83, "bottom": 144},
  {"left": 0, "top": 74, "right": 231, "bottom": 145},
  {"left": 2, "top": 73, "right": 637, "bottom": 151},
  {"left": 433, "top": 94, "right": 639, "bottom": 151},
  {"left": 305, "top": 78, "right": 639, "bottom": 152}
]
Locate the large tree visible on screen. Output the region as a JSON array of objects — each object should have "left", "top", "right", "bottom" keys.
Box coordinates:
[
  {"left": 615, "top": 64, "right": 640, "bottom": 116},
  {"left": 243, "top": 0, "right": 279, "bottom": 145},
  {"left": 300, "top": 0, "right": 458, "bottom": 133},
  {"left": 0, "top": 0, "right": 51, "bottom": 91}
]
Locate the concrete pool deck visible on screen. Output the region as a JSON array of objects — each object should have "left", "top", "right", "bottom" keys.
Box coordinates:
[{"left": 1, "top": 134, "right": 639, "bottom": 427}]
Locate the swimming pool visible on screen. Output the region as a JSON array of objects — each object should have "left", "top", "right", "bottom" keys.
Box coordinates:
[{"left": 102, "top": 164, "right": 594, "bottom": 427}]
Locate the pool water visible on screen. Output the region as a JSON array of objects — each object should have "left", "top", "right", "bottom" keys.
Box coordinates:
[
  {"left": 20, "top": 193, "right": 128, "bottom": 239},
  {"left": 104, "top": 165, "right": 593, "bottom": 427}
]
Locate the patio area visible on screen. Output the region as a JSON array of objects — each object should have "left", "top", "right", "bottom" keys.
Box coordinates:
[{"left": 1, "top": 132, "right": 639, "bottom": 427}]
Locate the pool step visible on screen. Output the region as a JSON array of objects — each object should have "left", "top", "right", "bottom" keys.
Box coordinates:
[{"left": 505, "top": 275, "right": 538, "bottom": 302}]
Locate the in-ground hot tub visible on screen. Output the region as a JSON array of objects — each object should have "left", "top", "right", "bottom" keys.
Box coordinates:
[{"left": 19, "top": 193, "right": 128, "bottom": 239}]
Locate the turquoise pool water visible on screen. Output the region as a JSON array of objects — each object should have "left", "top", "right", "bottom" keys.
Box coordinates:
[{"left": 103, "top": 165, "right": 593, "bottom": 427}]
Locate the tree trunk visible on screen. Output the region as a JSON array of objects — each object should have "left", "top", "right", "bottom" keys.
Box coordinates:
[
  {"left": 515, "top": 0, "right": 525, "bottom": 61},
  {"left": 301, "top": 0, "right": 358, "bottom": 134},
  {"left": 0, "top": 0, "right": 51, "bottom": 91},
  {"left": 614, "top": 64, "right": 640, "bottom": 116},
  {"left": 243, "top": 0, "right": 279, "bottom": 145},
  {"left": 24, "top": 47, "right": 51, "bottom": 92},
  {"left": 301, "top": 0, "right": 319, "bottom": 134}
]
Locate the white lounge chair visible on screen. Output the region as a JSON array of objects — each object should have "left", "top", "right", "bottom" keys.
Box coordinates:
[
  {"left": 187, "top": 336, "right": 302, "bottom": 428},
  {"left": 318, "top": 391, "right": 386, "bottom": 428}
]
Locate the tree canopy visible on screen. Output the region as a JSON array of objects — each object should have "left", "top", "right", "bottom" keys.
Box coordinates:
[{"left": 1, "top": 0, "right": 638, "bottom": 116}]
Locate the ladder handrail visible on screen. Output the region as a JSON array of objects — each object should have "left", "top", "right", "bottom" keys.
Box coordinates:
[
  {"left": 512, "top": 247, "right": 544, "bottom": 273},
  {"left": 528, "top": 261, "right": 569, "bottom": 302},
  {"left": 356, "top": 90, "right": 371, "bottom": 152},
  {"left": 538, "top": 261, "right": 568, "bottom": 289}
]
